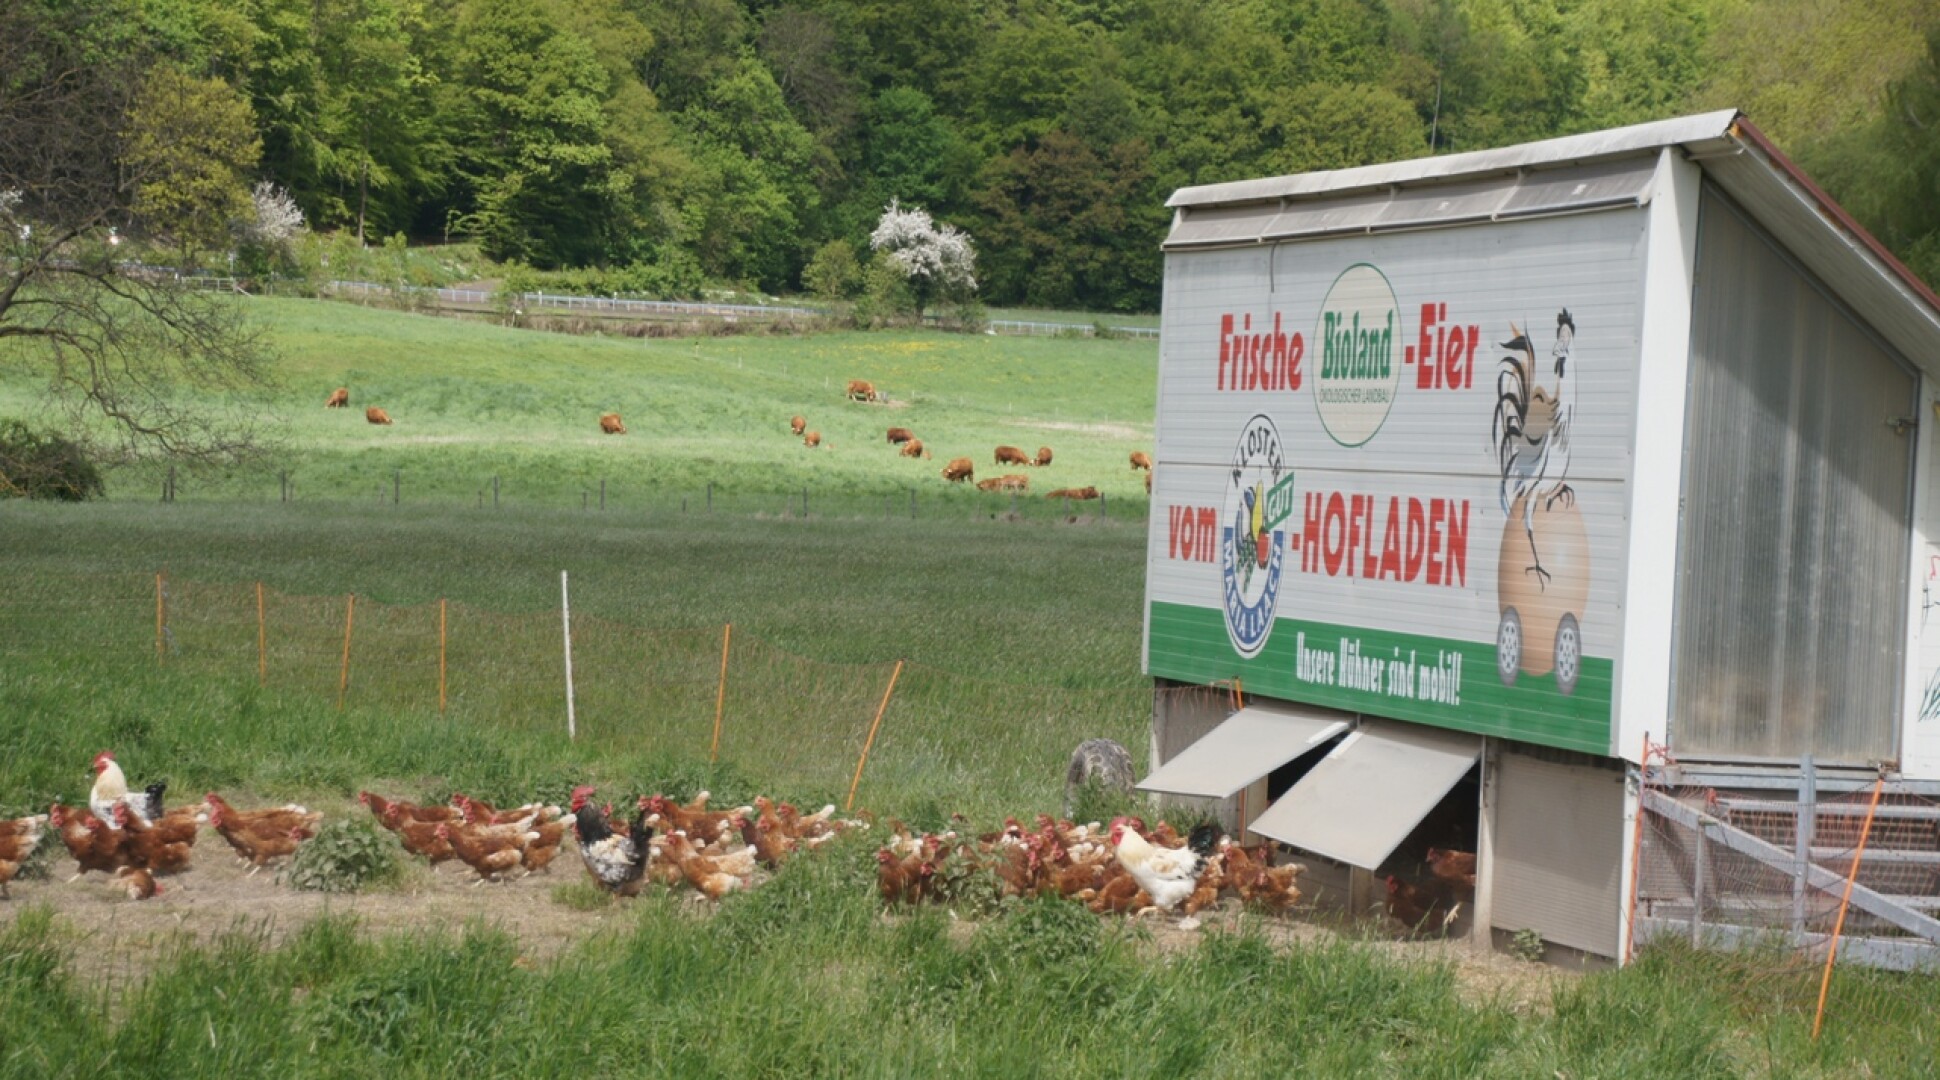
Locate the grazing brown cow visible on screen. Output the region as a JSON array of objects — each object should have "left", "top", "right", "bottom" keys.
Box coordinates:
[
  {"left": 941, "top": 457, "right": 974, "bottom": 482},
  {"left": 994, "top": 445, "right": 1030, "bottom": 466},
  {"left": 600, "top": 413, "right": 627, "bottom": 435},
  {"left": 846, "top": 379, "right": 879, "bottom": 402},
  {"left": 886, "top": 427, "right": 914, "bottom": 445},
  {"left": 790, "top": 415, "right": 806, "bottom": 435},
  {"left": 1046, "top": 486, "right": 1099, "bottom": 500},
  {"left": 998, "top": 474, "right": 1030, "bottom": 491},
  {"left": 1130, "top": 451, "right": 1152, "bottom": 471},
  {"left": 366, "top": 407, "right": 393, "bottom": 425},
  {"left": 901, "top": 439, "right": 929, "bottom": 459},
  {"left": 1035, "top": 446, "right": 1053, "bottom": 467},
  {"left": 975, "top": 477, "right": 1004, "bottom": 492},
  {"left": 324, "top": 387, "right": 350, "bottom": 408},
  {"left": 804, "top": 430, "right": 822, "bottom": 448}
]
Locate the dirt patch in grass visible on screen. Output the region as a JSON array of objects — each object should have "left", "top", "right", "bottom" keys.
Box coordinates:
[{"left": 5, "top": 807, "right": 1566, "bottom": 1013}]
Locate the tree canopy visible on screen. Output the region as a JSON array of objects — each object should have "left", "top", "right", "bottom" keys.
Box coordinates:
[{"left": 16, "top": 0, "right": 1940, "bottom": 311}]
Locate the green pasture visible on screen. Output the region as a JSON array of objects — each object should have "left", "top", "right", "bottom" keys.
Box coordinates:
[
  {"left": 0, "top": 502, "right": 1150, "bottom": 820},
  {"left": 0, "top": 297, "right": 1161, "bottom": 511}
]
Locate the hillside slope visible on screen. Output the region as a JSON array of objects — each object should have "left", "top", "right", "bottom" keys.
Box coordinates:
[{"left": 1, "top": 299, "right": 1160, "bottom": 507}]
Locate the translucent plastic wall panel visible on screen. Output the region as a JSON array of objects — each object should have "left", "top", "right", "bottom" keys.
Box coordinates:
[{"left": 1671, "top": 187, "right": 1916, "bottom": 763}]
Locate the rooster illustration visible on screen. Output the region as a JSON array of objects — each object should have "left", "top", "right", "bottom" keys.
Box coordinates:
[{"left": 1491, "top": 309, "right": 1576, "bottom": 588}]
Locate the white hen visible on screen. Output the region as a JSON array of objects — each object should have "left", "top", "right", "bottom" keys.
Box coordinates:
[
  {"left": 1110, "top": 818, "right": 1200, "bottom": 913},
  {"left": 89, "top": 751, "right": 150, "bottom": 827}
]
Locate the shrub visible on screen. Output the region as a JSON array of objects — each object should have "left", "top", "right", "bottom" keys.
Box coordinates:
[
  {"left": 283, "top": 819, "right": 402, "bottom": 894},
  {"left": 0, "top": 422, "right": 105, "bottom": 501},
  {"left": 803, "top": 240, "right": 862, "bottom": 302}
]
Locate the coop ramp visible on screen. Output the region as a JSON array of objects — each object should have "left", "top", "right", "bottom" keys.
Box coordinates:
[
  {"left": 1247, "top": 719, "right": 1481, "bottom": 869},
  {"left": 1136, "top": 700, "right": 1349, "bottom": 799}
]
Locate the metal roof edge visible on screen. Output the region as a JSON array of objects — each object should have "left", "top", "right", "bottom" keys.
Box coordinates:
[
  {"left": 1167, "top": 109, "right": 1742, "bottom": 209},
  {"left": 1724, "top": 117, "right": 1940, "bottom": 328}
]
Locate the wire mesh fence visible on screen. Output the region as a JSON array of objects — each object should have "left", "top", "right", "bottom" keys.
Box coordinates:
[
  {"left": 1630, "top": 741, "right": 1940, "bottom": 1029},
  {"left": 0, "top": 571, "right": 1178, "bottom": 811}
]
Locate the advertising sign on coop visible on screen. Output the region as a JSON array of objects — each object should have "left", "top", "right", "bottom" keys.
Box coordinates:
[{"left": 1147, "top": 210, "right": 1647, "bottom": 755}]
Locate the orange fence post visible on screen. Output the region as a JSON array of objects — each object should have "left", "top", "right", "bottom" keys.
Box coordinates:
[
  {"left": 846, "top": 659, "right": 905, "bottom": 812},
  {"left": 1813, "top": 775, "right": 1886, "bottom": 1041},
  {"left": 256, "top": 582, "right": 267, "bottom": 685},
  {"left": 438, "top": 599, "right": 448, "bottom": 713},
  {"left": 155, "top": 572, "right": 166, "bottom": 663},
  {"left": 1624, "top": 733, "right": 1652, "bottom": 965},
  {"left": 336, "top": 593, "right": 356, "bottom": 711},
  {"left": 711, "top": 623, "right": 731, "bottom": 762}
]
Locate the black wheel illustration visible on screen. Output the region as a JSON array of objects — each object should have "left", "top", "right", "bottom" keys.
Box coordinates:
[
  {"left": 1553, "top": 613, "right": 1582, "bottom": 696},
  {"left": 1496, "top": 607, "right": 1522, "bottom": 687}
]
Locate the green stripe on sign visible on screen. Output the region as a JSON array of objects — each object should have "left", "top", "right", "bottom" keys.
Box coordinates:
[{"left": 1147, "top": 601, "right": 1612, "bottom": 755}]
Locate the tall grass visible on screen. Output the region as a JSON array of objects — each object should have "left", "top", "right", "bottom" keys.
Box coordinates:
[
  {"left": 7, "top": 865, "right": 1934, "bottom": 1078},
  {"left": 0, "top": 502, "right": 1152, "bottom": 820}
]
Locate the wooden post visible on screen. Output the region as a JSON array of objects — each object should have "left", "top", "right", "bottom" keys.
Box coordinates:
[
  {"left": 561, "top": 571, "right": 576, "bottom": 740},
  {"left": 846, "top": 659, "right": 905, "bottom": 812},
  {"left": 1623, "top": 734, "right": 1652, "bottom": 965},
  {"left": 256, "top": 581, "right": 266, "bottom": 685},
  {"left": 336, "top": 594, "right": 356, "bottom": 711},
  {"left": 1813, "top": 774, "right": 1886, "bottom": 1041},
  {"left": 155, "top": 572, "right": 166, "bottom": 663},
  {"left": 438, "top": 599, "right": 447, "bottom": 713},
  {"left": 711, "top": 624, "right": 731, "bottom": 761}
]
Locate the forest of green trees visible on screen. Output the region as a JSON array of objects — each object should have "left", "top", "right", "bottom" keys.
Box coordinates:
[{"left": 16, "top": 0, "right": 1940, "bottom": 312}]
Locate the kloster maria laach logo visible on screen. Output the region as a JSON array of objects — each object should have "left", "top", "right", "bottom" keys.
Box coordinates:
[{"left": 1221, "top": 415, "right": 1295, "bottom": 659}]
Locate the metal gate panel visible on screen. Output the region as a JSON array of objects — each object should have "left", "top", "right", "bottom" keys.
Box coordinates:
[{"left": 1492, "top": 750, "right": 1625, "bottom": 957}]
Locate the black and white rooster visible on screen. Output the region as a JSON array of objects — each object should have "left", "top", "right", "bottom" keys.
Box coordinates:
[
  {"left": 572, "top": 803, "right": 653, "bottom": 897},
  {"left": 1491, "top": 309, "right": 1576, "bottom": 588}
]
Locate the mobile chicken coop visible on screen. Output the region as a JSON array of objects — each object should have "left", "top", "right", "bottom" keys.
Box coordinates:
[{"left": 1140, "top": 110, "right": 1940, "bottom": 966}]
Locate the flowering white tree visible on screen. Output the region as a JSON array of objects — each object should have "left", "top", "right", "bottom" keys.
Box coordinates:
[
  {"left": 239, "top": 181, "right": 306, "bottom": 248},
  {"left": 868, "top": 199, "right": 976, "bottom": 312}
]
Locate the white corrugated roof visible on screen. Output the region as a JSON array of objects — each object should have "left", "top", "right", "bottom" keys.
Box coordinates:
[{"left": 1167, "top": 110, "right": 1740, "bottom": 209}]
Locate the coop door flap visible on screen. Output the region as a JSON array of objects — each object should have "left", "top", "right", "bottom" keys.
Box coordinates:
[
  {"left": 1136, "top": 702, "right": 1349, "bottom": 798},
  {"left": 1247, "top": 719, "right": 1480, "bottom": 869}
]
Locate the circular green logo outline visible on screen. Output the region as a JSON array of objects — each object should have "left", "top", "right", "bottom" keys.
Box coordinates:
[{"left": 1312, "top": 261, "right": 1402, "bottom": 448}]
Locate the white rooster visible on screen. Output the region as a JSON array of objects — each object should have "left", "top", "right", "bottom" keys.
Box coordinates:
[
  {"left": 1109, "top": 817, "right": 1202, "bottom": 925},
  {"left": 89, "top": 751, "right": 151, "bottom": 827}
]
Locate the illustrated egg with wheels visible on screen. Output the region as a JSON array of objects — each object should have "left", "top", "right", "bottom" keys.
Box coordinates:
[{"left": 1495, "top": 494, "right": 1590, "bottom": 693}]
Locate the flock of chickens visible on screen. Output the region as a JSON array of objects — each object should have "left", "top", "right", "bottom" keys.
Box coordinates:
[
  {"left": 360, "top": 786, "right": 856, "bottom": 900},
  {"left": 0, "top": 750, "right": 870, "bottom": 905},
  {"left": 0, "top": 752, "right": 326, "bottom": 900},
  {"left": 0, "top": 751, "right": 1476, "bottom": 937},
  {"left": 877, "top": 815, "right": 1302, "bottom": 930}
]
